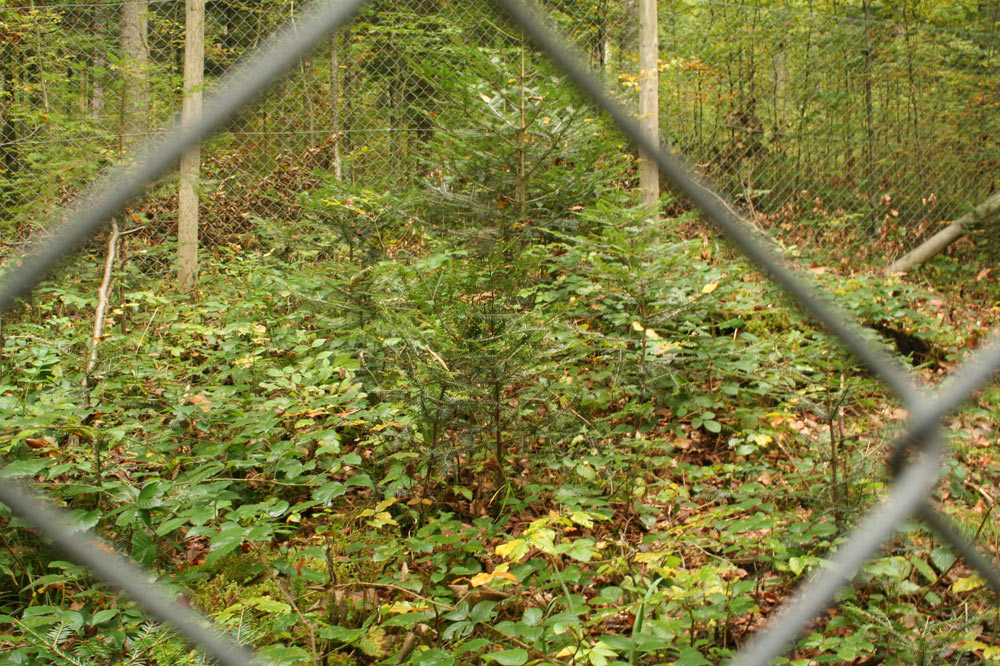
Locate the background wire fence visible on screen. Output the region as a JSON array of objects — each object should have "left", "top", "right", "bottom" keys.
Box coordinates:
[
  {"left": 3, "top": 0, "right": 998, "bottom": 269},
  {"left": 3, "top": 1, "right": 1000, "bottom": 665}
]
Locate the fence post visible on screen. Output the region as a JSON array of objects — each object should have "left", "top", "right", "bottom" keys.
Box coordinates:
[
  {"left": 178, "top": 0, "right": 205, "bottom": 292},
  {"left": 638, "top": 0, "right": 659, "bottom": 220}
]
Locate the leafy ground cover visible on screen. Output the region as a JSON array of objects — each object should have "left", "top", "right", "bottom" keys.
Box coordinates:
[{"left": 2, "top": 188, "right": 1000, "bottom": 666}]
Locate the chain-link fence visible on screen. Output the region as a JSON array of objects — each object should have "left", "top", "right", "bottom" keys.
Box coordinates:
[
  {"left": 3, "top": 0, "right": 1000, "bottom": 665},
  {"left": 4, "top": 1, "right": 998, "bottom": 269},
  {"left": 655, "top": 2, "right": 1000, "bottom": 261}
]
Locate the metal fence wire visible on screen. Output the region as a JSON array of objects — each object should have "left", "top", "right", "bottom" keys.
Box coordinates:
[
  {"left": 2, "top": 0, "right": 1000, "bottom": 665},
  {"left": 3, "top": 0, "right": 998, "bottom": 268}
]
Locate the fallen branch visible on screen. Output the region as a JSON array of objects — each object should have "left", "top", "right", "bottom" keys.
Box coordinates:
[{"left": 884, "top": 191, "right": 1000, "bottom": 276}]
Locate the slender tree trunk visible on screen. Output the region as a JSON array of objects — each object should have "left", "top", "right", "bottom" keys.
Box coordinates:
[
  {"left": 178, "top": 0, "right": 204, "bottom": 292},
  {"left": 90, "top": 4, "right": 107, "bottom": 120},
  {"left": 516, "top": 32, "right": 528, "bottom": 225},
  {"left": 862, "top": 0, "right": 877, "bottom": 228},
  {"left": 0, "top": 40, "right": 16, "bottom": 183},
  {"left": 120, "top": 1, "right": 149, "bottom": 151},
  {"left": 638, "top": 0, "right": 659, "bottom": 219},
  {"left": 329, "top": 32, "right": 343, "bottom": 180},
  {"left": 341, "top": 24, "right": 354, "bottom": 185},
  {"left": 29, "top": 2, "right": 50, "bottom": 125}
]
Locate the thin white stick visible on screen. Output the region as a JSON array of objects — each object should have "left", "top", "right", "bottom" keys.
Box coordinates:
[{"left": 84, "top": 218, "right": 122, "bottom": 385}]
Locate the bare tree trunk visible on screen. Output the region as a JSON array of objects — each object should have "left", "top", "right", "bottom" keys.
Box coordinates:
[
  {"left": 638, "top": 0, "right": 659, "bottom": 220},
  {"left": 90, "top": 4, "right": 108, "bottom": 119},
  {"left": 884, "top": 192, "right": 1000, "bottom": 275},
  {"left": 329, "top": 32, "right": 343, "bottom": 180},
  {"left": 178, "top": 0, "right": 204, "bottom": 292},
  {"left": 120, "top": 1, "right": 149, "bottom": 151},
  {"left": 862, "top": 0, "right": 877, "bottom": 229},
  {"left": 0, "top": 40, "right": 16, "bottom": 183}
]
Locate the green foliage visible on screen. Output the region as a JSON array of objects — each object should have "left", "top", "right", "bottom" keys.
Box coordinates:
[{"left": 3, "top": 2, "right": 1000, "bottom": 663}]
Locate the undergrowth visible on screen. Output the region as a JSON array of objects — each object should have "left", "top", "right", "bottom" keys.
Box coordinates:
[{"left": 1, "top": 193, "right": 999, "bottom": 666}]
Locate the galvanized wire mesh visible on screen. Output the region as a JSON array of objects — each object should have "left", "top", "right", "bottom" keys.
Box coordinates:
[
  {"left": 653, "top": 1, "right": 1000, "bottom": 262},
  {"left": 2, "top": 1, "right": 1000, "bottom": 665},
  {"left": 5, "top": 0, "right": 996, "bottom": 268}
]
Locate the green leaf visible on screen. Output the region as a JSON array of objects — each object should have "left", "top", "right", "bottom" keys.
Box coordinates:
[
  {"left": 253, "top": 597, "right": 292, "bottom": 614},
  {"left": 413, "top": 648, "right": 455, "bottom": 666},
  {"left": 135, "top": 481, "right": 163, "bottom": 509},
  {"left": 0, "top": 458, "right": 47, "bottom": 478},
  {"left": 454, "top": 638, "right": 490, "bottom": 655},
  {"left": 675, "top": 646, "right": 711, "bottom": 666},
  {"left": 89, "top": 609, "right": 119, "bottom": 625},
  {"left": 469, "top": 600, "right": 497, "bottom": 624},
  {"left": 156, "top": 516, "right": 190, "bottom": 537},
  {"left": 131, "top": 530, "right": 157, "bottom": 568},
  {"left": 930, "top": 546, "right": 956, "bottom": 573},
  {"left": 911, "top": 557, "right": 937, "bottom": 584},
  {"left": 206, "top": 526, "right": 245, "bottom": 566},
  {"left": 522, "top": 607, "right": 543, "bottom": 626},
  {"left": 483, "top": 648, "right": 528, "bottom": 666}
]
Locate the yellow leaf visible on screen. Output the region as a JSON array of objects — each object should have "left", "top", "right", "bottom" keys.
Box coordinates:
[
  {"left": 952, "top": 575, "right": 985, "bottom": 593},
  {"left": 631, "top": 321, "right": 644, "bottom": 332},
  {"left": 495, "top": 538, "right": 529, "bottom": 562},
  {"left": 569, "top": 511, "right": 594, "bottom": 529},
  {"left": 634, "top": 551, "right": 667, "bottom": 564},
  {"left": 469, "top": 570, "right": 518, "bottom": 588},
  {"left": 702, "top": 281, "right": 720, "bottom": 294},
  {"left": 645, "top": 328, "right": 661, "bottom": 340}
]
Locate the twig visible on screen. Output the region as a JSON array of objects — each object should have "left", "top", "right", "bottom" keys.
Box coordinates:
[
  {"left": 271, "top": 572, "right": 318, "bottom": 661},
  {"left": 0, "top": 529, "right": 31, "bottom": 581},
  {"left": 333, "top": 581, "right": 454, "bottom": 609},
  {"left": 134, "top": 306, "right": 160, "bottom": 354},
  {"left": 482, "top": 623, "right": 571, "bottom": 666},
  {"left": 927, "top": 501, "right": 995, "bottom": 590},
  {"left": 84, "top": 218, "right": 122, "bottom": 386}
]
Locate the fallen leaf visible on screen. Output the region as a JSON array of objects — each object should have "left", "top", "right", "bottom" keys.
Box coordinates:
[{"left": 188, "top": 394, "right": 211, "bottom": 412}]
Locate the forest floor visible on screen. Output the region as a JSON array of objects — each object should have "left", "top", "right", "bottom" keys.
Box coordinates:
[{"left": 2, "top": 207, "right": 1000, "bottom": 666}]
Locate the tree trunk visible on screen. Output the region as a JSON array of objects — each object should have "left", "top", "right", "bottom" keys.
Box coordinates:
[
  {"left": 862, "top": 0, "right": 877, "bottom": 229},
  {"left": 329, "top": 32, "right": 343, "bottom": 180},
  {"left": 120, "top": 1, "right": 149, "bottom": 151},
  {"left": 884, "top": 191, "right": 1000, "bottom": 275},
  {"left": 178, "top": 0, "right": 204, "bottom": 292},
  {"left": 0, "top": 39, "right": 17, "bottom": 184},
  {"left": 638, "top": 0, "right": 659, "bottom": 219},
  {"left": 90, "top": 4, "right": 108, "bottom": 120}
]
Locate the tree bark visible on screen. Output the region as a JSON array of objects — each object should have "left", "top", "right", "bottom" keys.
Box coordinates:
[
  {"left": 638, "top": 0, "right": 659, "bottom": 220},
  {"left": 329, "top": 32, "right": 343, "bottom": 181},
  {"left": 862, "top": 0, "right": 877, "bottom": 229},
  {"left": 120, "top": 1, "right": 149, "bottom": 151},
  {"left": 884, "top": 191, "right": 1000, "bottom": 275},
  {"left": 178, "top": 0, "right": 204, "bottom": 292},
  {"left": 90, "top": 4, "right": 108, "bottom": 119}
]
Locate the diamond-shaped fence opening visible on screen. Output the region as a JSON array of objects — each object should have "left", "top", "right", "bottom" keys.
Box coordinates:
[
  {"left": 2, "top": 0, "right": 1000, "bottom": 664},
  {"left": 650, "top": 2, "right": 1000, "bottom": 264}
]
